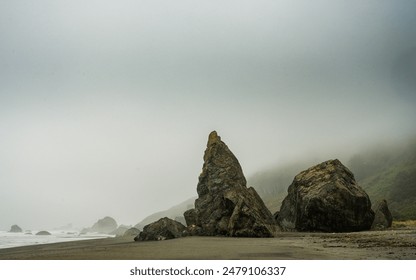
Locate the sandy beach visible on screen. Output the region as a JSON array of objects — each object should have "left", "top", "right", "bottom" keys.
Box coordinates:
[{"left": 0, "top": 227, "right": 415, "bottom": 260}]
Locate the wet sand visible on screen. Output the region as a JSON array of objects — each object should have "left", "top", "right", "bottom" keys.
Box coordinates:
[{"left": 0, "top": 228, "right": 415, "bottom": 260}]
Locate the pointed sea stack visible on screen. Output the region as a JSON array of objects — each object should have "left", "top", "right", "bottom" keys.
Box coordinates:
[
  {"left": 277, "top": 159, "right": 375, "bottom": 232},
  {"left": 184, "top": 131, "right": 279, "bottom": 237}
]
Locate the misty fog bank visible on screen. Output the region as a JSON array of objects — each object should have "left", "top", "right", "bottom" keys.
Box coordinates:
[{"left": 1, "top": 1, "right": 415, "bottom": 230}]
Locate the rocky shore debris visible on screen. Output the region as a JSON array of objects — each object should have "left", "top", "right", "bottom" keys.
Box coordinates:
[
  {"left": 371, "top": 199, "right": 393, "bottom": 230},
  {"left": 134, "top": 217, "right": 186, "bottom": 241},
  {"left": 277, "top": 159, "right": 375, "bottom": 232},
  {"left": 184, "top": 131, "right": 279, "bottom": 237}
]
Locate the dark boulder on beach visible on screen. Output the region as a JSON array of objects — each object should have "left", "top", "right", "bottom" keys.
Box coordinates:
[
  {"left": 134, "top": 217, "right": 186, "bottom": 241},
  {"left": 277, "top": 159, "right": 375, "bottom": 232},
  {"left": 9, "top": 225, "right": 22, "bottom": 233},
  {"left": 36, "top": 231, "right": 51, "bottom": 235},
  {"left": 184, "top": 131, "right": 279, "bottom": 237},
  {"left": 371, "top": 199, "right": 393, "bottom": 230}
]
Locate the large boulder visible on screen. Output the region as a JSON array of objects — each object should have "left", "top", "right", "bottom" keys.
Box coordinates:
[
  {"left": 277, "top": 159, "right": 375, "bottom": 232},
  {"left": 371, "top": 199, "right": 393, "bottom": 230},
  {"left": 184, "top": 131, "right": 278, "bottom": 237},
  {"left": 9, "top": 225, "right": 22, "bottom": 233},
  {"left": 91, "top": 216, "right": 118, "bottom": 234},
  {"left": 134, "top": 217, "right": 186, "bottom": 241}
]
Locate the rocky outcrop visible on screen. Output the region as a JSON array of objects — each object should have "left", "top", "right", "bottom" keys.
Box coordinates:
[
  {"left": 277, "top": 159, "right": 375, "bottom": 232},
  {"left": 9, "top": 225, "right": 22, "bottom": 233},
  {"left": 371, "top": 199, "right": 393, "bottom": 230},
  {"left": 134, "top": 217, "right": 186, "bottom": 241},
  {"left": 184, "top": 131, "right": 278, "bottom": 237},
  {"left": 91, "top": 216, "right": 118, "bottom": 234},
  {"left": 36, "top": 231, "right": 51, "bottom": 235}
]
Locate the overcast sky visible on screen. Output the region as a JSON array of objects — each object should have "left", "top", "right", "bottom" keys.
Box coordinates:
[{"left": 1, "top": 0, "right": 415, "bottom": 230}]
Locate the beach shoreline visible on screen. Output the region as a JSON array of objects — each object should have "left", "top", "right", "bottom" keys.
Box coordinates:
[{"left": 0, "top": 227, "right": 415, "bottom": 260}]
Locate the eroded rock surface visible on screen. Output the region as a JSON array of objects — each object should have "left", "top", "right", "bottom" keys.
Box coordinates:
[
  {"left": 184, "top": 131, "right": 278, "bottom": 237},
  {"left": 277, "top": 159, "right": 375, "bottom": 232}
]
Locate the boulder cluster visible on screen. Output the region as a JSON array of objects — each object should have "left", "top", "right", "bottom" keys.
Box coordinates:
[{"left": 134, "top": 131, "right": 392, "bottom": 242}]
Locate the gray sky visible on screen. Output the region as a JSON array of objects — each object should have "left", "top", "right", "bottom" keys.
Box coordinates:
[{"left": 1, "top": 0, "right": 415, "bottom": 230}]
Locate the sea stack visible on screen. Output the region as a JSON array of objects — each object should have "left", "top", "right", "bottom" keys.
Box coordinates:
[
  {"left": 184, "top": 131, "right": 278, "bottom": 237},
  {"left": 9, "top": 225, "right": 22, "bottom": 233},
  {"left": 36, "top": 231, "right": 51, "bottom": 235},
  {"left": 277, "top": 159, "right": 375, "bottom": 232},
  {"left": 91, "top": 216, "right": 118, "bottom": 234}
]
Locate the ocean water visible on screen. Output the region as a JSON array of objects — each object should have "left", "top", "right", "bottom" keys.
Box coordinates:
[{"left": 0, "top": 230, "right": 114, "bottom": 249}]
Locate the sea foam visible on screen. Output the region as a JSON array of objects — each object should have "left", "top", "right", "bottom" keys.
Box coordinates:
[{"left": 0, "top": 230, "right": 114, "bottom": 249}]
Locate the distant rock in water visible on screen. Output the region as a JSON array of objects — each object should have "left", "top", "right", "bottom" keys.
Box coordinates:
[
  {"left": 91, "top": 216, "right": 118, "bottom": 234},
  {"left": 135, "top": 217, "right": 186, "bottom": 241},
  {"left": 123, "top": 227, "right": 141, "bottom": 238},
  {"left": 36, "top": 231, "right": 51, "bottom": 235},
  {"left": 184, "top": 131, "right": 279, "bottom": 237},
  {"left": 79, "top": 228, "right": 91, "bottom": 235},
  {"left": 277, "top": 159, "right": 375, "bottom": 232},
  {"left": 371, "top": 199, "right": 393, "bottom": 230},
  {"left": 9, "top": 225, "right": 22, "bottom": 233},
  {"left": 110, "top": 225, "right": 130, "bottom": 237}
]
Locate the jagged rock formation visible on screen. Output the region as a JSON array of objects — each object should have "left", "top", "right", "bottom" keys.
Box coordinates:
[
  {"left": 371, "top": 199, "right": 393, "bottom": 230},
  {"left": 134, "top": 217, "right": 186, "bottom": 241},
  {"left": 184, "top": 131, "right": 278, "bottom": 237},
  {"left": 9, "top": 225, "right": 22, "bottom": 233},
  {"left": 277, "top": 159, "right": 375, "bottom": 232},
  {"left": 36, "top": 231, "right": 51, "bottom": 235},
  {"left": 91, "top": 216, "right": 118, "bottom": 234}
]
